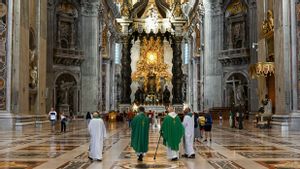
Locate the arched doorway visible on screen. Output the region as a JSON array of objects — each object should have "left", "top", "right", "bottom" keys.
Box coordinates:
[
  {"left": 55, "top": 73, "right": 79, "bottom": 117},
  {"left": 224, "top": 73, "right": 249, "bottom": 111}
]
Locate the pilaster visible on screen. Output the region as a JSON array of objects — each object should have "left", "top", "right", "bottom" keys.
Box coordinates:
[
  {"left": 80, "top": 2, "right": 100, "bottom": 112},
  {"left": 273, "top": 0, "right": 292, "bottom": 115},
  {"left": 203, "top": 0, "right": 223, "bottom": 108}
]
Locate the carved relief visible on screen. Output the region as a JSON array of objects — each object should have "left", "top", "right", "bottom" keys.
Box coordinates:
[
  {"left": 56, "top": 2, "right": 78, "bottom": 49},
  {"left": 81, "top": 2, "right": 99, "bottom": 17},
  {"left": 0, "top": 1, "right": 7, "bottom": 110},
  {"left": 225, "top": 0, "right": 246, "bottom": 17},
  {"left": 224, "top": 0, "right": 247, "bottom": 49}
]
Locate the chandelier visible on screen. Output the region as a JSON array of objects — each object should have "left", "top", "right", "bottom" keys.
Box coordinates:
[{"left": 249, "top": 62, "right": 275, "bottom": 79}]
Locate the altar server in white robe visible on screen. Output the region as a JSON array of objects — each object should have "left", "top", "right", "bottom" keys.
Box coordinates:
[
  {"left": 182, "top": 107, "right": 195, "bottom": 158},
  {"left": 88, "top": 112, "right": 107, "bottom": 161}
]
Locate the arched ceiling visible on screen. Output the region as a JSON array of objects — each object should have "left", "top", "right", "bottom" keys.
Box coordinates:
[{"left": 104, "top": 0, "right": 201, "bottom": 19}]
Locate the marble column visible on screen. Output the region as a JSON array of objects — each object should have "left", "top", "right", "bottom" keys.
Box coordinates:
[
  {"left": 110, "top": 41, "right": 117, "bottom": 110},
  {"left": 105, "top": 61, "right": 111, "bottom": 111},
  {"left": 120, "top": 36, "right": 132, "bottom": 104},
  {"left": 203, "top": 0, "right": 223, "bottom": 108},
  {"left": 193, "top": 57, "right": 200, "bottom": 112},
  {"left": 171, "top": 36, "right": 184, "bottom": 104},
  {"left": 291, "top": 0, "right": 299, "bottom": 112},
  {"left": 256, "top": 0, "right": 267, "bottom": 103},
  {"left": 46, "top": 1, "right": 55, "bottom": 112},
  {"left": 248, "top": 0, "right": 259, "bottom": 112},
  {"left": 273, "top": 0, "right": 292, "bottom": 115},
  {"left": 11, "top": 0, "right": 30, "bottom": 114},
  {"left": 36, "top": 0, "right": 47, "bottom": 116},
  {"left": 80, "top": 2, "right": 100, "bottom": 113}
]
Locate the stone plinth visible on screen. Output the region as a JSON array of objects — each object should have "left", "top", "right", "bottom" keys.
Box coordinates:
[{"left": 58, "top": 104, "right": 69, "bottom": 115}]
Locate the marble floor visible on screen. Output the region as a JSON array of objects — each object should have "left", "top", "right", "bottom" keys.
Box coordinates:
[{"left": 0, "top": 120, "right": 300, "bottom": 169}]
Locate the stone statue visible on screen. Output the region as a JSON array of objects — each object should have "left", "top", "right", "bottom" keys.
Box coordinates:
[
  {"left": 173, "top": 2, "right": 183, "bottom": 17},
  {"left": 30, "top": 66, "right": 38, "bottom": 88},
  {"left": 163, "top": 86, "right": 170, "bottom": 104},
  {"left": 262, "top": 95, "right": 272, "bottom": 115},
  {"left": 58, "top": 81, "right": 74, "bottom": 105},
  {"left": 235, "top": 81, "right": 245, "bottom": 106},
  {"left": 262, "top": 10, "right": 274, "bottom": 34},
  {"left": 29, "top": 50, "right": 36, "bottom": 63},
  {"left": 121, "top": 3, "right": 130, "bottom": 17}
]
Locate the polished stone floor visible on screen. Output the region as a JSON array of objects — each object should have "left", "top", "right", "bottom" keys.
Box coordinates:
[{"left": 0, "top": 119, "right": 300, "bottom": 169}]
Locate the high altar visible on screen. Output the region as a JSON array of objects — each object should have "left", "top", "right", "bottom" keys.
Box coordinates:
[
  {"left": 131, "top": 36, "right": 172, "bottom": 105},
  {"left": 128, "top": 3, "right": 174, "bottom": 105}
]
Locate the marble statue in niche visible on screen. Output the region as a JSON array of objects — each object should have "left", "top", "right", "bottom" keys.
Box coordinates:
[
  {"left": 262, "top": 10, "right": 274, "bottom": 35},
  {"left": 232, "top": 23, "right": 242, "bottom": 48},
  {"left": 58, "top": 80, "right": 74, "bottom": 105},
  {"left": 30, "top": 66, "right": 38, "bottom": 88},
  {"left": 60, "top": 21, "right": 72, "bottom": 48},
  {"left": 235, "top": 81, "right": 245, "bottom": 106},
  {"left": 29, "top": 49, "right": 38, "bottom": 89}
]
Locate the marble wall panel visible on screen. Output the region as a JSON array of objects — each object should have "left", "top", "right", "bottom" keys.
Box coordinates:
[{"left": 0, "top": 0, "right": 8, "bottom": 110}]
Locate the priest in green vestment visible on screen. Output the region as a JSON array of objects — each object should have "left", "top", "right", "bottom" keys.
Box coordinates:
[
  {"left": 161, "top": 106, "right": 184, "bottom": 161},
  {"left": 131, "top": 106, "right": 150, "bottom": 161}
]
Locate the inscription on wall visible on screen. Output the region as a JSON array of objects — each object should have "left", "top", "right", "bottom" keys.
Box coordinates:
[{"left": 0, "top": 0, "right": 8, "bottom": 110}]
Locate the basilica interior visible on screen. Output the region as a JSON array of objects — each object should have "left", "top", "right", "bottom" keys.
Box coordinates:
[{"left": 1, "top": 0, "right": 300, "bottom": 168}]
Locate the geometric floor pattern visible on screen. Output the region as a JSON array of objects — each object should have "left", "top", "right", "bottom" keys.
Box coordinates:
[{"left": 1, "top": 120, "right": 300, "bottom": 168}]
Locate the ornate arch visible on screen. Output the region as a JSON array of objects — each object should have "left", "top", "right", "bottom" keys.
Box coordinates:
[
  {"left": 54, "top": 70, "right": 80, "bottom": 87},
  {"left": 224, "top": 70, "right": 249, "bottom": 84},
  {"left": 223, "top": 0, "right": 249, "bottom": 12}
]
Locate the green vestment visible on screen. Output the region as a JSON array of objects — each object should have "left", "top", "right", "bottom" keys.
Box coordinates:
[
  {"left": 131, "top": 112, "right": 150, "bottom": 153},
  {"left": 161, "top": 114, "right": 184, "bottom": 151}
]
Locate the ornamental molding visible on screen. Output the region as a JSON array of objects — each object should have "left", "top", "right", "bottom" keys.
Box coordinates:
[{"left": 81, "top": 2, "right": 100, "bottom": 17}]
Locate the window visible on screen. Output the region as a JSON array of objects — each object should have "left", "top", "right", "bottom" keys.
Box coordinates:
[
  {"left": 114, "top": 43, "right": 121, "bottom": 64},
  {"left": 184, "top": 43, "right": 189, "bottom": 64}
]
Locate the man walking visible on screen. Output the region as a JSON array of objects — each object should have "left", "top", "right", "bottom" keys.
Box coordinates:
[
  {"left": 131, "top": 106, "right": 150, "bottom": 161},
  {"left": 182, "top": 107, "right": 195, "bottom": 158},
  {"left": 161, "top": 106, "right": 184, "bottom": 161},
  {"left": 88, "top": 112, "right": 107, "bottom": 161}
]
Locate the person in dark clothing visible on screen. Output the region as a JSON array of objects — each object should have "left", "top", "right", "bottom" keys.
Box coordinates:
[
  {"left": 203, "top": 111, "right": 213, "bottom": 142},
  {"left": 60, "top": 113, "right": 67, "bottom": 133},
  {"left": 193, "top": 112, "right": 200, "bottom": 142},
  {"left": 86, "top": 112, "right": 92, "bottom": 125}
]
